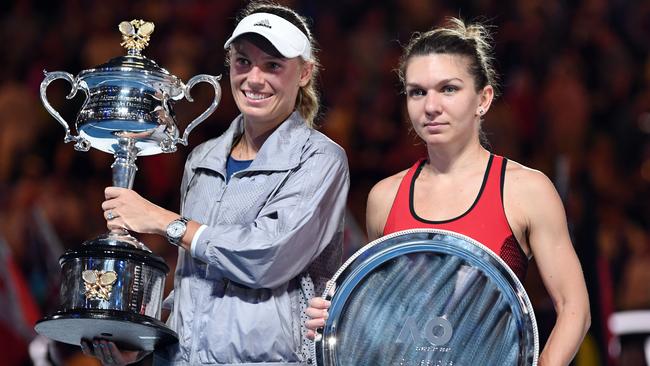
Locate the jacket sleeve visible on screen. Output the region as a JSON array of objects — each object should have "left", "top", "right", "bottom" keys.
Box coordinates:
[{"left": 191, "top": 149, "right": 350, "bottom": 289}]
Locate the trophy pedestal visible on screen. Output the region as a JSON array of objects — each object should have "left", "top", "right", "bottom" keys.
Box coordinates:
[
  {"left": 35, "top": 309, "right": 177, "bottom": 351},
  {"left": 35, "top": 234, "right": 178, "bottom": 351}
]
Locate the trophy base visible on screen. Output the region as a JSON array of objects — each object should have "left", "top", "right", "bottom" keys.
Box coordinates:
[{"left": 35, "top": 309, "right": 178, "bottom": 351}]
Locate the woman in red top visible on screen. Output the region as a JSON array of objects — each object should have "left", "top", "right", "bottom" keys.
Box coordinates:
[{"left": 307, "top": 18, "right": 590, "bottom": 366}]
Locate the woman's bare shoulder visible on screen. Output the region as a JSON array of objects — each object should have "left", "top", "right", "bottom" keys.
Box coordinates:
[
  {"left": 365, "top": 168, "right": 410, "bottom": 240},
  {"left": 369, "top": 169, "right": 409, "bottom": 200},
  {"left": 504, "top": 158, "right": 555, "bottom": 193},
  {"left": 503, "top": 158, "right": 564, "bottom": 218}
]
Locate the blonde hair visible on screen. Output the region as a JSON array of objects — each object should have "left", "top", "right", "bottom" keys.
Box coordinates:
[{"left": 235, "top": 1, "right": 321, "bottom": 127}]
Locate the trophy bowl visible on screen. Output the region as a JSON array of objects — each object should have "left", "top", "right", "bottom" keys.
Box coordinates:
[
  {"left": 315, "top": 229, "right": 539, "bottom": 366},
  {"left": 34, "top": 19, "right": 222, "bottom": 351},
  {"left": 40, "top": 19, "right": 221, "bottom": 156}
]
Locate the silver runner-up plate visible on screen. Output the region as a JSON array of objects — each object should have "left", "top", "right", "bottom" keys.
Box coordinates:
[{"left": 315, "top": 229, "right": 538, "bottom": 366}]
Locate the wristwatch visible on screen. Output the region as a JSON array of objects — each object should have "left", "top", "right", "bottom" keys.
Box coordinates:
[{"left": 166, "top": 216, "right": 190, "bottom": 246}]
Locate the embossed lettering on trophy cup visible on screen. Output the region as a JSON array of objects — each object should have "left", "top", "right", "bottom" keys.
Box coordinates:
[{"left": 35, "top": 20, "right": 222, "bottom": 351}]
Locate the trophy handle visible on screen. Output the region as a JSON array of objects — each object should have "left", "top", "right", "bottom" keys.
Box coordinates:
[
  {"left": 40, "top": 71, "right": 91, "bottom": 151},
  {"left": 177, "top": 74, "right": 222, "bottom": 146}
]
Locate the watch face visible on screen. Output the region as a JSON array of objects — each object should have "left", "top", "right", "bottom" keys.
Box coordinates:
[{"left": 167, "top": 221, "right": 185, "bottom": 238}]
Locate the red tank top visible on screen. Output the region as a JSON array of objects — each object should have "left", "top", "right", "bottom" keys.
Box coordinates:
[{"left": 383, "top": 154, "right": 528, "bottom": 280}]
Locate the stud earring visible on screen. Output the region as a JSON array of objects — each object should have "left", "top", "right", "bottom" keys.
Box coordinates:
[{"left": 478, "top": 108, "right": 484, "bottom": 115}]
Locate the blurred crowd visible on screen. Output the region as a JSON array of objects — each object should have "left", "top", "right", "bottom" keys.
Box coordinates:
[{"left": 0, "top": 0, "right": 649, "bottom": 365}]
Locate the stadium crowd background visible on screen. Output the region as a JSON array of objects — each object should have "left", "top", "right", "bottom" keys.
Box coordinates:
[{"left": 0, "top": 0, "right": 649, "bottom": 365}]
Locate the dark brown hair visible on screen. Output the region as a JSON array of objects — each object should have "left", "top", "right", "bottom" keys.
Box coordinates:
[
  {"left": 399, "top": 17, "right": 498, "bottom": 148},
  {"left": 398, "top": 17, "right": 499, "bottom": 96}
]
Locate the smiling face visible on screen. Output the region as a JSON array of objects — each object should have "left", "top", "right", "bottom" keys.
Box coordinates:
[
  {"left": 405, "top": 53, "right": 493, "bottom": 148},
  {"left": 229, "top": 38, "right": 312, "bottom": 129}
]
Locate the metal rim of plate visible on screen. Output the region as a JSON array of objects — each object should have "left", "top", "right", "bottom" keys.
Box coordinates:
[
  {"left": 315, "top": 228, "right": 539, "bottom": 366},
  {"left": 35, "top": 309, "right": 178, "bottom": 351}
]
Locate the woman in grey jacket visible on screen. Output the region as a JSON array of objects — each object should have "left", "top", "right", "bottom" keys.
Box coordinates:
[{"left": 82, "top": 2, "right": 349, "bottom": 365}]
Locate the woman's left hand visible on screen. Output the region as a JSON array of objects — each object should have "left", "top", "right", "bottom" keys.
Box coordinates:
[
  {"left": 101, "top": 187, "right": 177, "bottom": 235},
  {"left": 80, "top": 339, "right": 149, "bottom": 365},
  {"left": 305, "top": 297, "right": 331, "bottom": 340}
]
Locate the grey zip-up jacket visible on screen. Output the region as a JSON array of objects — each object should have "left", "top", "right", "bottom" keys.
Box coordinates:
[{"left": 154, "top": 112, "right": 349, "bottom": 365}]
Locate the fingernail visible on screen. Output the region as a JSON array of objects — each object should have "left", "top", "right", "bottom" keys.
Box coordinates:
[{"left": 323, "top": 311, "right": 329, "bottom": 319}]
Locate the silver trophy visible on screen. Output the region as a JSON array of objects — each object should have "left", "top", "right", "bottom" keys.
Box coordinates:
[
  {"left": 34, "top": 20, "right": 222, "bottom": 351},
  {"left": 316, "top": 229, "right": 539, "bottom": 366}
]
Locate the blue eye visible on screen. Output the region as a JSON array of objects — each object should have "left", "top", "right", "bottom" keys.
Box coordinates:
[
  {"left": 442, "top": 85, "right": 458, "bottom": 94},
  {"left": 407, "top": 88, "right": 426, "bottom": 97},
  {"left": 235, "top": 57, "right": 250, "bottom": 66},
  {"left": 267, "top": 62, "right": 282, "bottom": 71}
]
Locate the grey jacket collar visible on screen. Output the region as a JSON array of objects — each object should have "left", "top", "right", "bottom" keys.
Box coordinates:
[{"left": 192, "top": 111, "right": 310, "bottom": 176}]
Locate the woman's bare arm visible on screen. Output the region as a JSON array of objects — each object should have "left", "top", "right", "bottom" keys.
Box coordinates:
[{"left": 507, "top": 166, "right": 591, "bottom": 366}]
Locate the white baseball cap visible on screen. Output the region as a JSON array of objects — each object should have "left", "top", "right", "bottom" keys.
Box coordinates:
[{"left": 224, "top": 12, "right": 312, "bottom": 60}]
